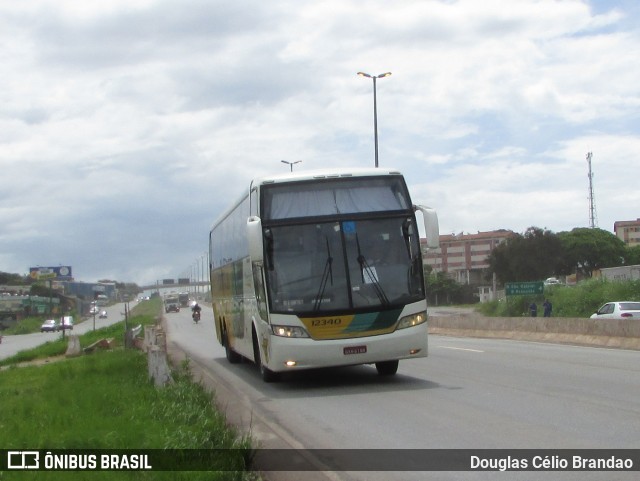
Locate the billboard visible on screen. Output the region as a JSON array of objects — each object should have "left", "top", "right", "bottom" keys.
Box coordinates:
[{"left": 29, "top": 266, "right": 73, "bottom": 281}]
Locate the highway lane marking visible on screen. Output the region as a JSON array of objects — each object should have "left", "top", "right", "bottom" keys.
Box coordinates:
[{"left": 438, "top": 346, "right": 484, "bottom": 353}]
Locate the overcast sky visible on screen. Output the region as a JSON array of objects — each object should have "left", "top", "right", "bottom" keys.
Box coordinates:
[{"left": 1, "top": 0, "right": 639, "bottom": 286}]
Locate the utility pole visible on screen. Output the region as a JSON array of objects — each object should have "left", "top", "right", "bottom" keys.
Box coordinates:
[{"left": 586, "top": 152, "right": 598, "bottom": 228}]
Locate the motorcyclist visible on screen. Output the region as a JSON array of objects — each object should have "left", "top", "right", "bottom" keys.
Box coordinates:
[{"left": 191, "top": 303, "right": 202, "bottom": 321}]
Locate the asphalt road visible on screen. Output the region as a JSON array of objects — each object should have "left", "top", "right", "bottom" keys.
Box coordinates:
[
  {"left": 5, "top": 304, "right": 636, "bottom": 480},
  {"left": 0, "top": 303, "right": 129, "bottom": 361},
  {"left": 163, "top": 306, "right": 640, "bottom": 481}
]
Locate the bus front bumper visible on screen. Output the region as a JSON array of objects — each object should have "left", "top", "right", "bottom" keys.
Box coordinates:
[{"left": 263, "top": 323, "right": 428, "bottom": 373}]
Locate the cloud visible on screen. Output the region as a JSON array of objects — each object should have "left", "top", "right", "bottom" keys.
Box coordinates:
[{"left": 0, "top": 0, "right": 638, "bottom": 284}]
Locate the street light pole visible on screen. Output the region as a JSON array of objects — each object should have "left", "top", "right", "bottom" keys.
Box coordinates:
[
  {"left": 357, "top": 72, "right": 391, "bottom": 168},
  {"left": 201, "top": 253, "right": 206, "bottom": 298},
  {"left": 195, "top": 258, "right": 200, "bottom": 299},
  {"left": 281, "top": 160, "right": 302, "bottom": 171}
]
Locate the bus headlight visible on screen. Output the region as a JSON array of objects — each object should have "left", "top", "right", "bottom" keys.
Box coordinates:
[
  {"left": 272, "top": 325, "right": 310, "bottom": 338},
  {"left": 397, "top": 312, "right": 427, "bottom": 330}
]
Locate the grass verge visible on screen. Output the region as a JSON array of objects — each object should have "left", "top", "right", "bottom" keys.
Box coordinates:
[
  {"left": 0, "top": 299, "right": 256, "bottom": 480},
  {"left": 0, "top": 300, "right": 160, "bottom": 367}
]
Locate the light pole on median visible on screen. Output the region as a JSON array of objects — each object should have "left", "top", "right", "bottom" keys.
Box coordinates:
[
  {"left": 281, "top": 160, "right": 302, "bottom": 172},
  {"left": 195, "top": 258, "right": 200, "bottom": 299},
  {"left": 357, "top": 71, "right": 391, "bottom": 168},
  {"left": 201, "top": 253, "right": 207, "bottom": 298}
]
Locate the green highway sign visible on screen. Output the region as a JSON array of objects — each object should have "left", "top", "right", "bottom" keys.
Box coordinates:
[{"left": 505, "top": 281, "right": 544, "bottom": 296}]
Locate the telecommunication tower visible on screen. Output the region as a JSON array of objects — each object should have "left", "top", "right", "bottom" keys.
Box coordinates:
[{"left": 586, "top": 152, "right": 598, "bottom": 228}]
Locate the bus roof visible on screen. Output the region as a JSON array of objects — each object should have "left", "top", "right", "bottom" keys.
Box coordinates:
[
  {"left": 210, "top": 167, "right": 406, "bottom": 230},
  {"left": 252, "top": 167, "right": 404, "bottom": 187}
]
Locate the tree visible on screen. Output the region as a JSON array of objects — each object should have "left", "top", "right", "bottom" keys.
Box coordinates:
[
  {"left": 425, "top": 271, "right": 462, "bottom": 305},
  {"left": 487, "top": 227, "right": 565, "bottom": 284},
  {"left": 558, "top": 228, "right": 626, "bottom": 278},
  {"left": 0, "top": 271, "right": 26, "bottom": 285},
  {"left": 625, "top": 245, "right": 640, "bottom": 265}
]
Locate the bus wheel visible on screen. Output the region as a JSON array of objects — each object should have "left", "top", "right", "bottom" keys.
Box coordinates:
[
  {"left": 252, "top": 328, "right": 280, "bottom": 383},
  {"left": 223, "top": 325, "right": 241, "bottom": 364},
  {"left": 375, "top": 360, "right": 399, "bottom": 376}
]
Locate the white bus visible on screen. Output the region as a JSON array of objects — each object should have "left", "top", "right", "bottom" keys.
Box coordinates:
[{"left": 209, "top": 168, "right": 439, "bottom": 382}]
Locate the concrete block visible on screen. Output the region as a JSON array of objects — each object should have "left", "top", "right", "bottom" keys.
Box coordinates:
[
  {"left": 147, "top": 345, "right": 172, "bottom": 387},
  {"left": 65, "top": 335, "right": 82, "bottom": 357}
]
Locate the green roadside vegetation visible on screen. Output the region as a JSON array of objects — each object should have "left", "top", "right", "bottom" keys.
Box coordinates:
[
  {"left": 0, "top": 299, "right": 164, "bottom": 366},
  {"left": 476, "top": 278, "right": 640, "bottom": 318},
  {"left": 0, "top": 298, "right": 256, "bottom": 480},
  {"left": 2, "top": 315, "right": 59, "bottom": 335}
]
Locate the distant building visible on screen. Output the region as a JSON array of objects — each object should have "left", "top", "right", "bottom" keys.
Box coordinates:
[
  {"left": 422, "top": 229, "right": 515, "bottom": 285},
  {"left": 61, "top": 281, "right": 117, "bottom": 300},
  {"left": 597, "top": 265, "right": 640, "bottom": 282},
  {"left": 614, "top": 218, "right": 640, "bottom": 247},
  {"left": 0, "top": 294, "right": 61, "bottom": 323}
]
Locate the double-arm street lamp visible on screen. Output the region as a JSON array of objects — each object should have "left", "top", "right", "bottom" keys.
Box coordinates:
[
  {"left": 357, "top": 71, "right": 392, "bottom": 168},
  {"left": 281, "top": 160, "right": 302, "bottom": 171}
]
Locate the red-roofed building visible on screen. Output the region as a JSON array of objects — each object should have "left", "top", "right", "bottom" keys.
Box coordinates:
[
  {"left": 614, "top": 218, "right": 640, "bottom": 247},
  {"left": 422, "top": 229, "right": 515, "bottom": 286}
]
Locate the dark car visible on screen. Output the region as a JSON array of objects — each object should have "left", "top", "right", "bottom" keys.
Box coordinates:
[
  {"left": 165, "top": 303, "right": 180, "bottom": 313},
  {"left": 41, "top": 319, "right": 58, "bottom": 332}
]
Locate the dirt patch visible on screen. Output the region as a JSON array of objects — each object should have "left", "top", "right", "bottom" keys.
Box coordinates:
[{"left": 0, "top": 355, "right": 67, "bottom": 370}]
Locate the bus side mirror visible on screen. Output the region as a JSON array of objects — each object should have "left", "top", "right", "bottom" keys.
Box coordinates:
[
  {"left": 414, "top": 205, "right": 439, "bottom": 249},
  {"left": 247, "top": 216, "right": 264, "bottom": 263}
]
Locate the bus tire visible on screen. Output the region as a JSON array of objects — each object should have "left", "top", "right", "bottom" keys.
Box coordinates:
[
  {"left": 375, "top": 360, "right": 399, "bottom": 376},
  {"left": 252, "top": 327, "right": 280, "bottom": 383},
  {"left": 223, "top": 324, "right": 241, "bottom": 364}
]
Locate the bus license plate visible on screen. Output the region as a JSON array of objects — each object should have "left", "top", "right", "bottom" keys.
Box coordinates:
[{"left": 344, "top": 345, "right": 367, "bottom": 355}]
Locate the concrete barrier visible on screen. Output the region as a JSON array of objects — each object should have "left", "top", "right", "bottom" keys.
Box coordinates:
[
  {"left": 429, "top": 313, "right": 640, "bottom": 350},
  {"left": 143, "top": 325, "right": 166, "bottom": 353},
  {"left": 65, "top": 335, "right": 82, "bottom": 357},
  {"left": 144, "top": 325, "right": 172, "bottom": 387},
  {"left": 148, "top": 346, "right": 172, "bottom": 387}
]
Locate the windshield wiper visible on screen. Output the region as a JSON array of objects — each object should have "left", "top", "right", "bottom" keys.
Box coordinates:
[
  {"left": 355, "top": 234, "right": 389, "bottom": 306},
  {"left": 313, "top": 237, "right": 334, "bottom": 311}
]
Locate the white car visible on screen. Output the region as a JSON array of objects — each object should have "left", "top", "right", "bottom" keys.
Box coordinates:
[
  {"left": 590, "top": 302, "right": 640, "bottom": 320},
  {"left": 57, "top": 316, "right": 74, "bottom": 331},
  {"left": 41, "top": 319, "right": 58, "bottom": 332}
]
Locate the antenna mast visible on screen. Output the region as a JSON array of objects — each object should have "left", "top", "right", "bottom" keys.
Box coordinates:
[{"left": 586, "top": 152, "right": 598, "bottom": 228}]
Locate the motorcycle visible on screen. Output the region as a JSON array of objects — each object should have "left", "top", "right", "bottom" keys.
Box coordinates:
[{"left": 192, "top": 310, "right": 201, "bottom": 323}]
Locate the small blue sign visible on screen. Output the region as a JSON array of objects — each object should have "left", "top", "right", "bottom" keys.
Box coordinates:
[{"left": 342, "top": 221, "right": 356, "bottom": 234}]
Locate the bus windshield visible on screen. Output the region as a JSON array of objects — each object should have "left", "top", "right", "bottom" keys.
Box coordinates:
[
  {"left": 264, "top": 216, "right": 424, "bottom": 315},
  {"left": 262, "top": 176, "right": 410, "bottom": 220}
]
